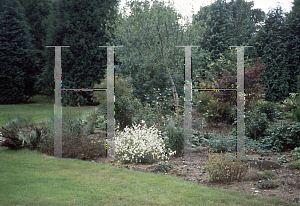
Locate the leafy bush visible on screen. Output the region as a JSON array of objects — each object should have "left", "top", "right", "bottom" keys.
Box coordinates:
[
  {"left": 36, "top": 117, "right": 106, "bottom": 160},
  {"left": 204, "top": 152, "right": 248, "bottom": 183},
  {"left": 257, "top": 100, "right": 278, "bottom": 121},
  {"left": 277, "top": 155, "right": 289, "bottom": 163},
  {"left": 243, "top": 168, "right": 263, "bottom": 181},
  {"left": 282, "top": 93, "right": 299, "bottom": 112},
  {"left": 155, "top": 162, "right": 174, "bottom": 173},
  {"left": 257, "top": 180, "right": 279, "bottom": 189},
  {"left": 83, "top": 107, "right": 106, "bottom": 134},
  {"left": 164, "top": 125, "right": 184, "bottom": 156},
  {"left": 93, "top": 73, "right": 143, "bottom": 132},
  {"left": 206, "top": 135, "right": 235, "bottom": 153},
  {"left": 0, "top": 117, "right": 41, "bottom": 150},
  {"left": 291, "top": 147, "right": 300, "bottom": 160},
  {"left": 262, "top": 170, "right": 278, "bottom": 180},
  {"left": 190, "top": 129, "right": 210, "bottom": 147},
  {"left": 62, "top": 132, "right": 105, "bottom": 160},
  {"left": 204, "top": 98, "right": 235, "bottom": 125},
  {"left": 260, "top": 123, "right": 300, "bottom": 152},
  {"left": 293, "top": 107, "right": 300, "bottom": 122},
  {"left": 114, "top": 121, "right": 176, "bottom": 164},
  {"left": 288, "top": 159, "right": 300, "bottom": 169},
  {"left": 193, "top": 91, "right": 212, "bottom": 113},
  {"left": 245, "top": 110, "right": 269, "bottom": 140}
]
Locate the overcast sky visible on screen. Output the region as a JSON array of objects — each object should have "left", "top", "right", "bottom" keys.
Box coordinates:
[{"left": 118, "top": 0, "right": 294, "bottom": 25}]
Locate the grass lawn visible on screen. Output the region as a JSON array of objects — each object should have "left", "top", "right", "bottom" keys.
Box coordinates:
[
  {"left": 0, "top": 147, "right": 297, "bottom": 206},
  {"left": 0, "top": 95, "right": 97, "bottom": 127}
]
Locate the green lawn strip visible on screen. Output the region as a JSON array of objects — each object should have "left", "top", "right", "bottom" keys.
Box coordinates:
[
  {"left": 0, "top": 148, "right": 296, "bottom": 206},
  {"left": 0, "top": 95, "right": 96, "bottom": 127}
]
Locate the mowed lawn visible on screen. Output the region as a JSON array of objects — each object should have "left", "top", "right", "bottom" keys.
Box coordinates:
[
  {"left": 0, "top": 95, "right": 96, "bottom": 127},
  {"left": 0, "top": 147, "right": 298, "bottom": 206}
]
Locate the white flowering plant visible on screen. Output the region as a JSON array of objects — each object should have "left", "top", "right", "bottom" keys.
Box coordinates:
[{"left": 114, "top": 120, "right": 176, "bottom": 164}]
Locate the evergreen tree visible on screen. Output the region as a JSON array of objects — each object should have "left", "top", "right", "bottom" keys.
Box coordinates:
[
  {"left": 0, "top": 0, "right": 38, "bottom": 104},
  {"left": 41, "top": 0, "right": 119, "bottom": 106},
  {"left": 285, "top": 0, "right": 300, "bottom": 95},
  {"left": 19, "top": 0, "right": 52, "bottom": 92},
  {"left": 251, "top": 7, "right": 291, "bottom": 102}
]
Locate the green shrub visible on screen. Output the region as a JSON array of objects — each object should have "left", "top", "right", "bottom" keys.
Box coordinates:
[
  {"left": 83, "top": 107, "right": 106, "bottom": 134},
  {"left": 260, "top": 123, "right": 300, "bottom": 152},
  {"left": 243, "top": 168, "right": 263, "bottom": 181},
  {"left": 257, "top": 180, "right": 279, "bottom": 189},
  {"left": 293, "top": 107, "right": 300, "bottom": 122},
  {"left": 257, "top": 100, "right": 277, "bottom": 120},
  {"left": 62, "top": 132, "right": 105, "bottom": 160},
  {"left": 93, "top": 73, "right": 143, "bottom": 132},
  {"left": 190, "top": 129, "right": 210, "bottom": 147},
  {"left": 165, "top": 125, "right": 184, "bottom": 156},
  {"left": 291, "top": 147, "right": 300, "bottom": 160},
  {"left": 277, "top": 155, "right": 289, "bottom": 163},
  {"left": 282, "top": 93, "right": 299, "bottom": 112},
  {"left": 204, "top": 98, "right": 235, "bottom": 125},
  {"left": 155, "top": 162, "right": 174, "bottom": 173},
  {"left": 206, "top": 135, "right": 235, "bottom": 153},
  {"left": 204, "top": 152, "right": 248, "bottom": 183},
  {"left": 194, "top": 91, "right": 212, "bottom": 113},
  {"left": 262, "top": 170, "right": 278, "bottom": 180},
  {"left": 245, "top": 110, "right": 269, "bottom": 140},
  {"left": 0, "top": 117, "right": 41, "bottom": 150},
  {"left": 288, "top": 159, "right": 300, "bottom": 169}
]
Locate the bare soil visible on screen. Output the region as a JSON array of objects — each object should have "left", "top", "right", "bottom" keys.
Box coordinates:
[{"left": 91, "top": 109, "right": 300, "bottom": 205}]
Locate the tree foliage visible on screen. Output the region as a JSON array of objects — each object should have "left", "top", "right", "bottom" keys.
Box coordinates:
[
  {"left": 40, "top": 0, "right": 119, "bottom": 106},
  {"left": 106, "top": 0, "right": 189, "bottom": 117},
  {"left": 250, "top": 7, "right": 292, "bottom": 102},
  {"left": 0, "top": 0, "right": 38, "bottom": 104},
  {"left": 211, "top": 58, "right": 266, "bottom": 110}
]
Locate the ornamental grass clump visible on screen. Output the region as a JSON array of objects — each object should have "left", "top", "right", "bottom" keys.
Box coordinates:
[{"left": 114, "top": 121, "right": 176, "bottom": 164}]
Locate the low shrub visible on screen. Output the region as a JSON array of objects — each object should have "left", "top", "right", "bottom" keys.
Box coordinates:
[
  {"left": 262, "top": 170, "right": 278, "bottom": 180},
  {"left": 0, "top": 117, "right": 42, "bottom": 150},
  {"left": 164, "top": 125, "right": 184, "bottom": 156},
  {"left": 93, "top": 73, "right": 143, "bottom": 132},
  {"left": 83, "top": 107, "right": 106, "bottom": 134},
  {"left": 277, "top": 155, "right": 289, "bottom": 163},
  {"left": 257, "top": 180, "right": 279, "bottom": 189},
  {"left": 257, "top": 100, "right": 278, "bottom": 121},
  {"left": 245, "top": 110, "right": 269, "bottom": 141},
  {"left": 114, "top": 121, "right": 176, "bottom": 164},
  {"left": 204, "top": 152, "right": 248, "bottom": 183},
  {"left": 282, "top": 93, "right": 298, "bottom": 112},
  {"left": 291, "top": 147, "right": 300, "bottom": 160},
  {"left": 288, "top": 160, "right": 300, "bottom": 169},
  {"left": 193, "top": 91, "right": 212, "bottom": 113},
  {"left": 206, "top": 135, "right": 235, "bottom": 153},
  {"left": 204, "top": 99, "right": 235, "bottom": 125},
  {"left": 260, "top": 123, "right": 300, "bottom": 152},
  {"left": 155, "top": 162, "right": 174, "bottom": 173},
  {"left": 243, "top": 168, "right": 263, "bottom": 181},
  {"left": 293, "top": 107, "right": 300, "bottom": 122},
  {"left": 62, "top": 132, "right": 105, "bottom": 160}
]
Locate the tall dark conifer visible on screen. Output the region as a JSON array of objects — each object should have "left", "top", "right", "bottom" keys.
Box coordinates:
[
  {"left": 42, "top": 0, "right": 119, "bottom": 106},
  {"left": 0, "top": 0, "right": 38, "bottom": 104}
]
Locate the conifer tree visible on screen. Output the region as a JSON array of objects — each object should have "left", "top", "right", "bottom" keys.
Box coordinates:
[{"left": 0, "top": 0, "right": 38, "bottom": 104}]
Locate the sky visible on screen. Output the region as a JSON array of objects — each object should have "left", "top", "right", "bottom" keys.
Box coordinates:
[{"left": 117, "top": 0, "right": 294, "bottom": 25}]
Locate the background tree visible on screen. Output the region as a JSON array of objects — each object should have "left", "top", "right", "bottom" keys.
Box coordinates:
[
  {"left": 40, "top": 0, "right": 119, "bottom": 106},
  {"left": 19, "top": 0, "right": 52, "bottom": 88},
  {"left": 285, "top": 0, "right": 300, "bottom": 96},
  {"left": 0, "top": 0, "right": 38, "bottom": 104},
  {"left": 191, "top": 0, "right": 265, "bottom": 84},
  {"left": 106, "top": 0, "right": 189, "bottom": 119},
  {"left": 249, "top": 7, "right": 291, "bottom": 102}
]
